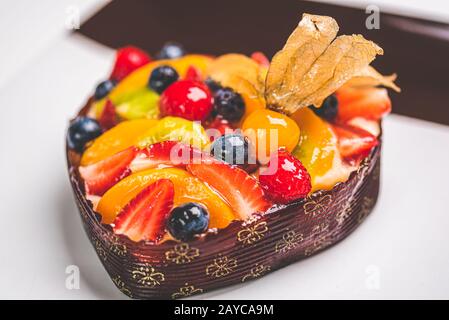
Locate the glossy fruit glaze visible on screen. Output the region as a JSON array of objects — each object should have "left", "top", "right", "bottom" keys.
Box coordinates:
[{"left": 67, "top": 40, "right": 394, "bottom": 244}]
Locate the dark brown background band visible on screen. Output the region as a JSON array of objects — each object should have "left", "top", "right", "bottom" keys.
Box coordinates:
[{"left": 78, "top": 0, "right": 449, "bottom": 126}]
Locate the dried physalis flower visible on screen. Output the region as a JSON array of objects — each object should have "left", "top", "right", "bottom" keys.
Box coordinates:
[
  {"left": 265, "top": 13, "right": 399, "bottom": 114},
  {"left": 345, "top": 65, "right": 401, "bottom": 92}
]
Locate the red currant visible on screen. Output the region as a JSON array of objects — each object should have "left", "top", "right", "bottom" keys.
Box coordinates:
[
  {"left": 159, "top": 80, "right": 213, "bottom": 121},
  {"left": 110, "top": 46, "right": 151, "bottom": 81}
]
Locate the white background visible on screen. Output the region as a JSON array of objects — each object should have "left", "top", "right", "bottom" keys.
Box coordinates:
[{"left": 0, "top": 0, "right": 448, "bottom": 299}]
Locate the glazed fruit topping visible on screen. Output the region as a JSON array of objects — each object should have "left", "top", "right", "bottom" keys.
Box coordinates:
[
  {"left": 156, "top": 41, "right": 186, "bottom": 60},
  {"left": 210, "top": 133, "right": 255, "bottom": 169},
  {"left": 137, "top": 116, "right": 209, "bottom": 149},
  {"left": 94, "top": 79, "right": 117, "bottom": 100},
  {"left": 187, "top": 160, "right": 271, "bottom": 220},
  {"left": 309, "top": 94, "right": 338, "bottom": 121},
  {"left": 130, "top": 141, "right": 203, "bottom": 172},
  {"left": 332, "top": 123, "right": 378, "bottom": 162},
  {"left": 98, "top": 99, "right": 118, "bottom": 130},
  {"left": 336, "top": 86, "right": 391, "bottom": 121},
  {"left": 148, "top": 65, "right": 179, "bottom": 94},
  {"left": 259, "top": 149, "right": 312, "bottom": 204},
  {"left": 110, "top": 46, "right": 151, "bottom": 81},
  {"left": 81, "top": 119, "right": 157, "bottom": 166},
  {"left": 67, "top": 117, "right": 102, "bottom": 152},
  {"left": 213, "top": 87, "right": 246, "bottom": 122},
  {"left": 167, "top": 202, "right": 209, "bottom": 241},
  {"left": 113, "top": 179, "right": 174, "bottom": 242},
  {"left": 79, "top": 146, "right": 138, "bottom": 196},
  {"left": 159, "top": 80, "right": 213, "bottom": 121},
  {"left": 242, "top": 109, "right": 300, "bottom": 160}
]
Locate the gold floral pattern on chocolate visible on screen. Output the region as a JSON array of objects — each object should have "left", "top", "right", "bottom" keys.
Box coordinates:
[
  {"left": 275, "top": 230, "right": 303, "bottom": 254},
  {"left": 94, "top": 238, "right": 107, "bottom": 261},
  {"left": 131, "top": 264, "right": 165, "bottom": 287},
  {"left": 242, "top": 264, "right": 271, "bottom": 282},
  {"left": 206, "top": 256, "right": 238, "bottom": 279},
  {"left": 303, "top": 195, "right": 332, "bottom": 217},
  {"left": 111, "top": 275, "right": 132, "bottom": 298},
  {"left": 237, "top": 221, "right": 268, "bottom": 245},
  {"left": 108, "top": 235, "right": 127, "bottom": 257},
  {"left": 171, "top": 283, "right": 204, "bottom": 299},
  {"left": 305, "top": 223, "right": 332, "bottom": 256},
  {"left": 165, "top": 243, "right": 200, "bottom": 264}
]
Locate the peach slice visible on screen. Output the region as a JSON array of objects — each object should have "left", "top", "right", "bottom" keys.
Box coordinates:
[{"left": 291, "top": 108, "right": 354, "bottom": 191}]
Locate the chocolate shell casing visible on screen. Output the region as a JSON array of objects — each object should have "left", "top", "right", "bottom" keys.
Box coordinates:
[{"left": 66, "top": 104, "right": 381, "bottom": 299}]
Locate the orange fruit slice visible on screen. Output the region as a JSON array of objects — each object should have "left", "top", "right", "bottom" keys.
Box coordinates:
[
  {"left": 80, "top": 119, "right": 158, "bottom": 166},
  {"left": 97, "top": 167, "right": 236, "bottom": 228}
]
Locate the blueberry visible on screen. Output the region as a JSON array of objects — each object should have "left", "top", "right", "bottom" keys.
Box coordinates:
[
  {"left": 213, "top": 88, "right": 245, "bottom": 121},
  {"left": 211, "top": 134, "right": 255, "bottom": 167},
  {"left": 94, "top": 79, "right": 117, "bottom": 100},
  {"left": 67, "top": 117, "right": 102, "bottom": 152},
  {"left": 167, "top": 203, "right": 209, "bottom": 241},
  {"left": 204, "top": 78, "right": 222, "bottom": 93},
  {"left": 309, "top": 94, "right": 338, "bottom": 121},
  {"left": 156, "top": 42, "right": 186, "bottom": 60},
  {"left": 148, "top": 65, "right": 179, "bottom": 94}
]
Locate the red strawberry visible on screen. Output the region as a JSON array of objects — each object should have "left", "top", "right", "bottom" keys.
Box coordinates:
[
  {"left": 207, "top": 116, "right": 234, "bottom": 142},
  {"left": 130, "top": 141, "right": 204, "bottom": 172},
  {"left": 187, "top": 159, "right": 271, "bottom": 219},
  {"left": 79, "top": 147, "right": 138, "bottom": 196},
  {"left": 251, "top": 51, "right": 270, "bottom": 67},
  {"left": 98, "top": 99, "right": 117, "bottom": 130},
  {"left": 346, "top": 117, "right": 380, "bottom": 137},
  {"left": 110, "top": 46, "right": 152, "bottom": 81},
  {"left": 259, "top": 150, "right": 311, "bottom": 204},
  {"left": 159, "top": 80, "right": 213, "bottom": 121},
  {"left": 332, "top": 124, "right": 378, "bottom": 162},
  {"left": 113, "top": 179, "right": 174, "bottom": 242},
  {"left": 184, "top": 65, "right": 202, "bottom": 81},
  {"left": 336, "top": 86, "right": 391, "bottom": 121}
]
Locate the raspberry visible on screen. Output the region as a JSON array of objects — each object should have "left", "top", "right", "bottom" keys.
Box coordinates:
[{"left": 259, "top": 150, "right": 311, "bottom": 204}]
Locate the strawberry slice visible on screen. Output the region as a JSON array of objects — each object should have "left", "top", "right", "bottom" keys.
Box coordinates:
[
  {"left": 184, "top": 65, "right": 202, "bottom": 81},
  {"left": 129, "top": 141, "right": 204, "bottom": 172},
  {"left": 113, "top": 179, "right": 174, "bottom": 242},
  {"left": 332, "top": 124, "right": 378, "bottom": 162},
  {"left": 187, "top": 160, "right": 271, "bottom": 219},
  {"left": 346, "top": 117, "right": 381, "bottom": 137},
  {"left": 98, "top": 99, "right": 117, "bottom": 130},
  {"left": 79, "top": 146, "right": 138, "bottom": 196},
  {"left": 336, "top": 86, "right": 391, "bottom": 121}
]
